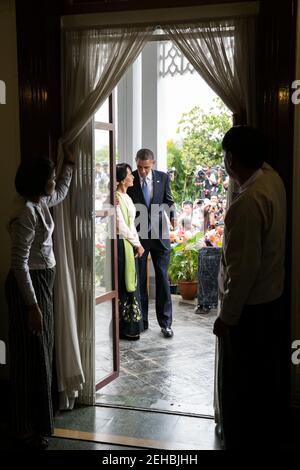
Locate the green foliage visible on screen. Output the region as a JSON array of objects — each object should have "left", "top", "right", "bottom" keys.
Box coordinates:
[
  {"left": 95, "top": 146, "right": 109, "bottom": 164},
  {"left": 166, "top": 140, "right": 185, "bottom": 206},
  {"left": 168, "top": 232, "right": 203, "bottom": 282},
  {"left": 178, "top": 98, "right": 232, "bottom": 166},
  {"left": 167, "top": 97, "right": 232, "bottom": 204},
  {"left": 95, "top": 146, "right": 119, "bottom": 164}
]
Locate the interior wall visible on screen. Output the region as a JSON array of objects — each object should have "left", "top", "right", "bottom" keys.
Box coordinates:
[
  {"left": 0, "top": 0, "right": 20, "bottom": 379},
  {"left": 16, "top": 0, "right": 61, "bottom": 162},
  {"left": 257, "top": 0, "right": 296, "bottom": 416}
]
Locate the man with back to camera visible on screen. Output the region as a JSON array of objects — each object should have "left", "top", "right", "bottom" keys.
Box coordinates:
[
  {"left": 213, "top": 125, "right": 286, "bottom": 449},
  {"left": 127, "top": 148, "right": 176, "bottom": 338}
]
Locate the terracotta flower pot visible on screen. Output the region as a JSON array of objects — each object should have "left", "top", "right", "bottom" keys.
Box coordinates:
[{"left": 177, "top": 281, "right": 198, "bottom": 300}]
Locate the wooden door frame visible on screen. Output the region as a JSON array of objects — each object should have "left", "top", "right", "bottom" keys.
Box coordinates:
[
  {"left": 14, "top": 0, "right": 297, "bottom": 425},
  {"left": 95, "top": 93, "right": 120, "bottom": 390}
]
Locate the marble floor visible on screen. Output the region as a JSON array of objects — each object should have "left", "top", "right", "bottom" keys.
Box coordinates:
[
  {"left": 51, "top": 405, "right": 221, "bottom": 450},
  {"left": 96, "top": 295, "right": 217, "bottom": 416},
  {"left": 50, "top": 297, "right": 221, "bottom": 451}
]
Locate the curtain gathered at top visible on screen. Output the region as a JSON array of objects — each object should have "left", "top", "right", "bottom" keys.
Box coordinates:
[
  {"left": 53, "top": 26, "right": 154, "bottom": 407},
  {"left": 164, "top": 17, "right": 257, "bottom": 127}
]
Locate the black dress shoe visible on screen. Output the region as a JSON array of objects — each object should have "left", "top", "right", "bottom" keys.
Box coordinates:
[{"left": 161, "top": 327, "right": 174, "bottom": 338}]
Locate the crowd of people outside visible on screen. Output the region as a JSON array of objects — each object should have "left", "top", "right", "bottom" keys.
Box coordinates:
[
  {"left": 169, "top": 165, "right": 229, "bottom": 247},
  {"left": 95, "top": 162, "right": 110, "bottom": 197},
  {"left": 95, "top": 163, "right": 228, "bottom": 254}
]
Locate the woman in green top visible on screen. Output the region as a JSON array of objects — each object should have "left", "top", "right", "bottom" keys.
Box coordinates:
[{"left": 116, "top": 164, "right": 144, "bottom": 340}]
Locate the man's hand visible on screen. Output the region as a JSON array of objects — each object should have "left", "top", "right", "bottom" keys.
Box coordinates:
[
  {"left": 28, "top": 303, "right": 43, "bottom": 336},
  {"left": 213, "top": 316, "right": 229, "bottom": 338}
]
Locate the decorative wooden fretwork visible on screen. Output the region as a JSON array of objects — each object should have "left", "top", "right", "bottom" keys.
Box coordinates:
[{"left": 159, "top": 42, "right": 195, "bottom": 77}]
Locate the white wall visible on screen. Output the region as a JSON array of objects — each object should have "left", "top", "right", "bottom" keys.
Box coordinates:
[{"left": 0, "top": 0, "right": 20, "bottom": 378}]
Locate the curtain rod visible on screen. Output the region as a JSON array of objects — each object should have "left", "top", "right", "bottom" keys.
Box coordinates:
[
  {"left": 62, "top": 18, "right": 254, "bottom": 33},
  {"left": 61, "top": 2, "right": 259, "bottom": 31}
]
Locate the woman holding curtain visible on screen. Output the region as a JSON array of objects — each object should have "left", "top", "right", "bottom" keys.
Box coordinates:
[
  {"left": 5, "top": 146, "right": 75, "bottom": 449},
  {"left": 116, "top": 163, "right": 144, "bottom": 340}
]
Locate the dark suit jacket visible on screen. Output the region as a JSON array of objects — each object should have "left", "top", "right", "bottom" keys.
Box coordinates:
[{"left": 127, "top": 169, "right": 176, "bottom": 244}]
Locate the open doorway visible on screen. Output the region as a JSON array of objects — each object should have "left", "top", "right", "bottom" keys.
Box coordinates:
[{"left": 94, "top": 38, "right": 231, "bottom": 417}]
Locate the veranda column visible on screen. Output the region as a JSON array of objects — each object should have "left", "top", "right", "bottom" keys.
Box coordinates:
[
  {"left": 141, "top": 42, "right": 159, "bottom": 164},
  {"left": 141, "top": 42, "right": 160, "bottom": 298},
  {"left": 117, "top": 55, "right": 142, "bottom": 167}
]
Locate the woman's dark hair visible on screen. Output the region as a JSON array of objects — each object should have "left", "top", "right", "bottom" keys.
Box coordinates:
[
  {"left": 116, "top": 163, "right": 132, "bottom": 183},
  {"left": 222, "top": 125, "right": 266, "bottom": 170},
  {"left": 15, "top": 157, "right": 55, "bottom": 198}
]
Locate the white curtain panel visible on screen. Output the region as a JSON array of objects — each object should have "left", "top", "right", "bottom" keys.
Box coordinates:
[
  {"left": 165, "top": 18, "right": 258, "bottom": 206},
  {"left": 54, "top": 26, "right": 153, "bottom": 407},
  {"left": 164, "top": 17, "right": 257, "bottom": 126}
]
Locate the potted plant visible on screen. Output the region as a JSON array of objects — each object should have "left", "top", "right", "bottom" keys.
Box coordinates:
[{"left": 168, "top": 232, "right": 203, "bottom": 300}]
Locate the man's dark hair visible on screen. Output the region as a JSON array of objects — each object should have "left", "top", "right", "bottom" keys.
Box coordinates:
[
  {"left": 136, "top": 148, "right": 154, "bottom": 161},
  {"left": 222, "top": 125, "right": 266, "bottom": 170},
  {"left": 15, "top": 157, "right": 55, "bottom": 198},
  {"left": 116, "top": 163, "right": 132, "bottom": 183}
]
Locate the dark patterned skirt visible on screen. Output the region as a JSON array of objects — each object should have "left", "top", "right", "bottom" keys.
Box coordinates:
[
  {"left": 198, "top": 247, "right": 222, "bottom": 308},
  {"left": 117, "top": 238, "right": 143, "bottom": 338},
  {"left": 5, "top": 268, "right": 55, "bottom": 436}
]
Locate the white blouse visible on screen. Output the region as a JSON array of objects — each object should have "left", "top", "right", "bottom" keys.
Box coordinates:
[{"left": 116, "top": 192, "right": 141, "bottom": 248}]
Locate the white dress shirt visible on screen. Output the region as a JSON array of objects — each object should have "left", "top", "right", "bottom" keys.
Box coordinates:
[{"left": 218, "top": 162, "right": 286, "bottom": 325}]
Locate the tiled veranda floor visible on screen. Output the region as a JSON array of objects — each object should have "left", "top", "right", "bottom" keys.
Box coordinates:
[{"left": 96, "top": 295, "right": 217, "bottom": 416}]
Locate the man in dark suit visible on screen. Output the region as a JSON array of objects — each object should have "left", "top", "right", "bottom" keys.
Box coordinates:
[{"left": 127, "top": 148, "right": 176, "bottom": 338}]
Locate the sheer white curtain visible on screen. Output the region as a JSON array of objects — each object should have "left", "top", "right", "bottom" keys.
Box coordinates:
[
  {"left": 164, "top": 17, "right": 257, "bottom": 425},
  {"left": 164, "top": 17, "right": 257, "bottom": 126},
  {"left": 54, "top": 26, "right": 153, "bottom": 407},
  {"left": 165, "top": 17, "right": 257, "bottom": 206}
]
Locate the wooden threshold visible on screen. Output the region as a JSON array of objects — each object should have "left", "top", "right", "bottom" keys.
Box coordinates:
[{"left": 54, "top": 427, "right": 202, "bottom": 450}]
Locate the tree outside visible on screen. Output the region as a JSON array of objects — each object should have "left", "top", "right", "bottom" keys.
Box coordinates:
[
  {"left": 167, "top": 97, "right": 232, "bottom": 204},
  {"left": 95, "top": 146, "right": 109, "bottom": 164}
]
